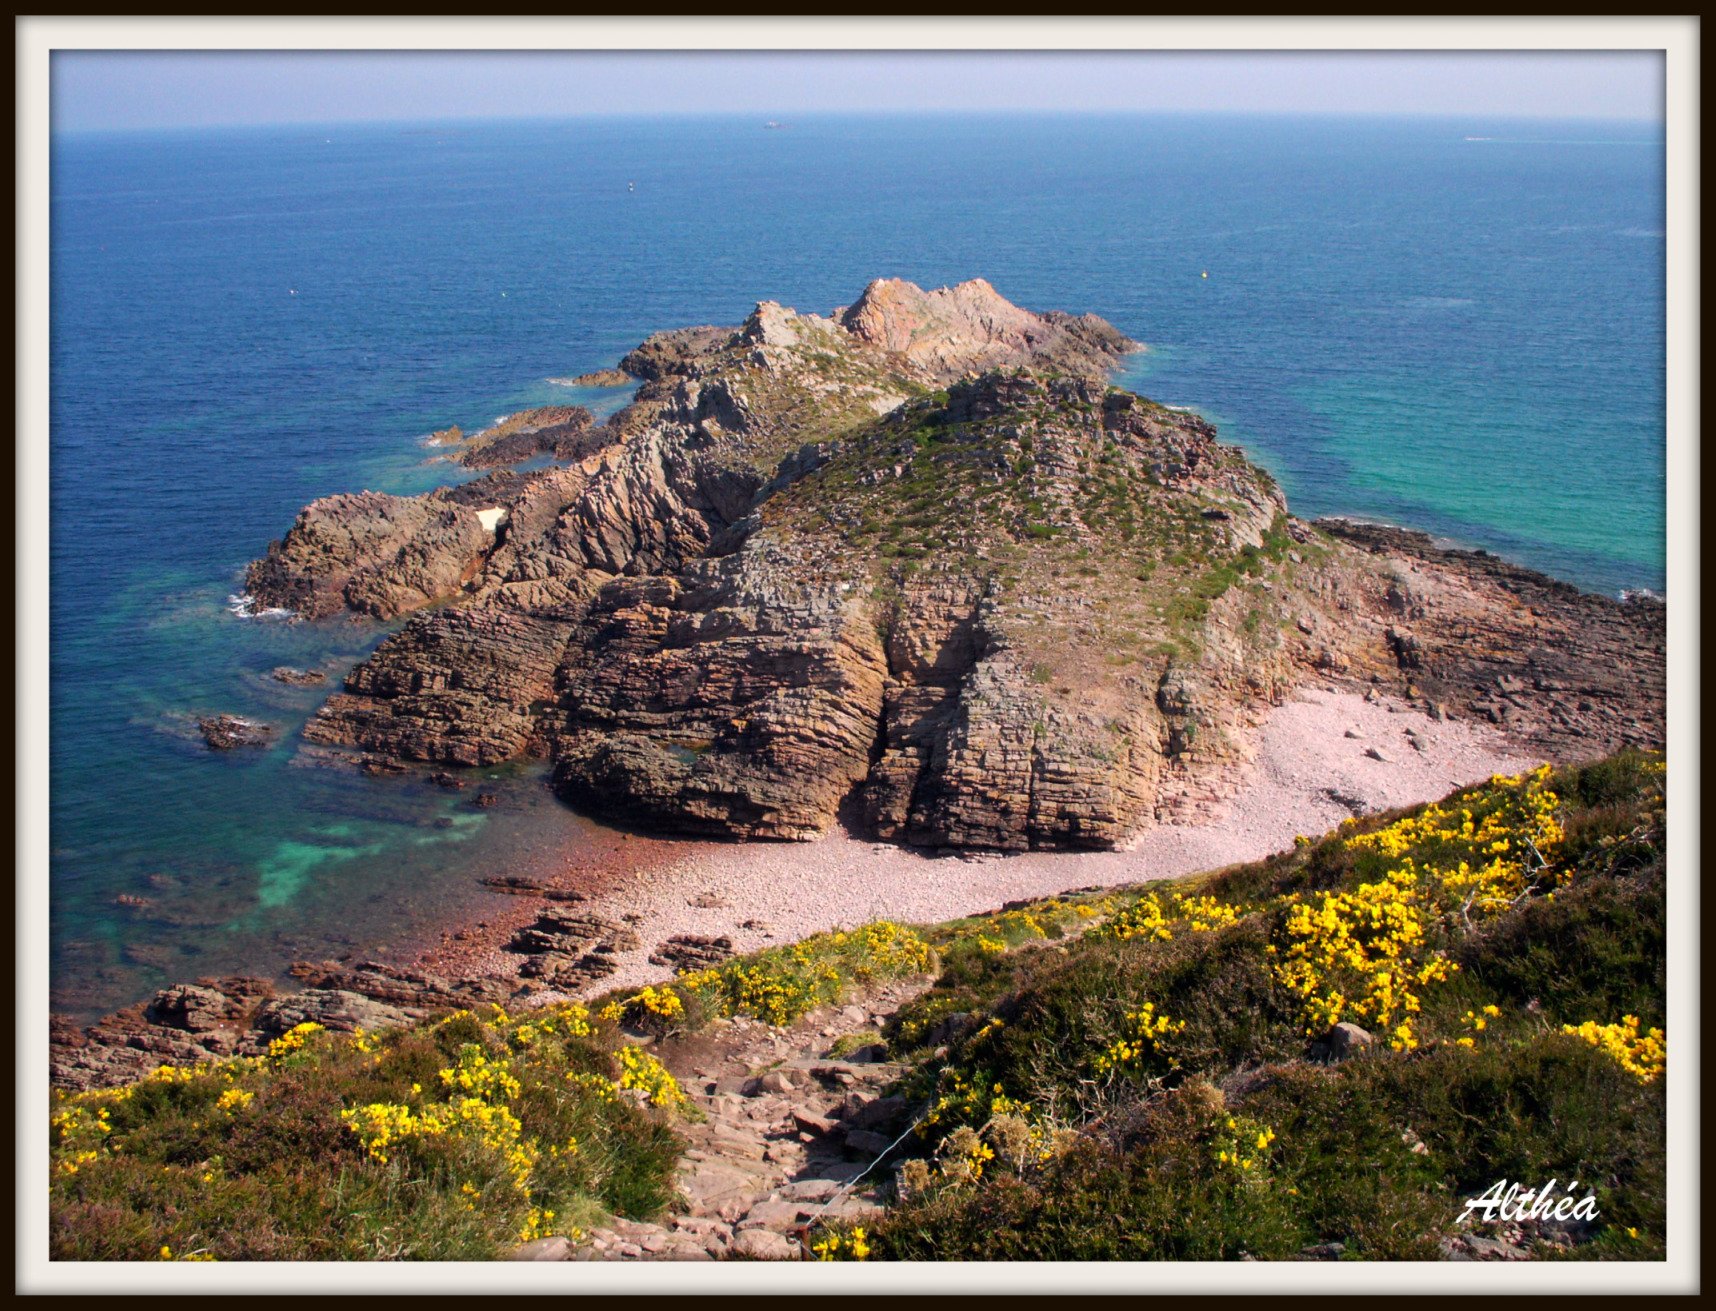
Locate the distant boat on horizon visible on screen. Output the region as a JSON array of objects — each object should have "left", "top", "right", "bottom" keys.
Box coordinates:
[{"left": 764, "top": 120, "right": 785, "bottom": 130}]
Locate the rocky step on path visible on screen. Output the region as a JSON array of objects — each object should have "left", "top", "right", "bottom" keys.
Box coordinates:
[{"left": 510, "top": 977, "right": 932, "bottom": 1263}]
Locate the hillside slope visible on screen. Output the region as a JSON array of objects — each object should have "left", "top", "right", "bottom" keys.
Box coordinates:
[{"left": 50, "top": 753, "right": 1667, "bottom": 1262}]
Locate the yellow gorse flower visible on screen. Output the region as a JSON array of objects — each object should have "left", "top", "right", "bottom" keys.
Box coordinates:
[
  {"left": 617, "top": 985, "right": 685, "bottom": 1023},
  {"left": 1092, "top": 1001, "right": 1186, "bottom": 1075},
  {"left": 1563, "top": 1015, "right": 1666, "bottom": 1082},
  {"left": 813, "top": 1225, "right": 871, "bottom": 1261},
  {"left": 613, "top": 1046, "right": 687, "bottom": 1109},
  {"left": 438, "top": 1045, "right": 523, "bottom": 1101},
  {"left": 674, "top": 921, "right": 932, "bottom": 1027},
  {"left": 1273, "top": 765, "right": 1564, "bottom": 1049},
  {"left": 265, "top": 1022, "right": 325, "bottom": 1060},
  {"left": 214, "top": 1088, "right": 254, "bottom": 1113},
  {"left": 1210, "top": 1113, "right": 1278, "bottom": 1175},
  {"left": 1097, "top": 890, "right": 1245, "bottom": 943}
]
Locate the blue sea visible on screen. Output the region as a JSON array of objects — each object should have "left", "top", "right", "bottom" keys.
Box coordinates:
[{"left": 49, "top": 113, "right": 1666, "bottom": 1019}]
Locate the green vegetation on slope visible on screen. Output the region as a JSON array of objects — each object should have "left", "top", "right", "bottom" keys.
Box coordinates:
[
  {"left": 47, "top": 921, "right": 943, "bottom": 1262},
  {"left": 844, "top": 752, "right": 1667, "bottom": 1261},
  {"left": 49, "top": 1003, "right": 683, "bottom": 1260},
  {"left": 49, "top": 753, "right": 1667, "bottom": 1263}
]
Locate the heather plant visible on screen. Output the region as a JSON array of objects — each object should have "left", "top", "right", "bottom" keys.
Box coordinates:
[
  {"left": 837, "top": 753, "right": 1666, "bottom": 1261},
  {"left": 49, "top": 1000, "right": 681, "bottom": 1260}
]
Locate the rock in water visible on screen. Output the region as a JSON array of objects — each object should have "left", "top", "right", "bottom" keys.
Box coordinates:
[
  {"left": 243, "top": 277, "right": 1665, "bottom": 850},
  {"left": 554, "top": 368, "right": 632, "bottom": 388},
  {"left": 451, "top": 406, "right": 602, "bottom": 470},
  {"left": 198, "top": 714, "right": 274, "bottom": 750},
  {"left": 269, "top": 666, "right": 327, "bottom": 686}
]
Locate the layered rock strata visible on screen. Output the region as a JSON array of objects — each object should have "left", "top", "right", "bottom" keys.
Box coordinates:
[{"left": 238, "top": 277, "right": 1664, "bottom": 850}]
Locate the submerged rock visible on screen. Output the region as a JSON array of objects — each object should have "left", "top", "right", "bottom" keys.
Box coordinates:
[
  {"left": 268, "top": 666, "right": 327, "bottom": 686},
  {"left": 452, "top": 406, "right": 602, "bottom": 470},
  {"left": 554, "top": 368, "right": 632, "bottom": 388}
]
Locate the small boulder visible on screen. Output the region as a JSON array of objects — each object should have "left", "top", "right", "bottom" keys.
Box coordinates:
[
  {"left": 268, "top": 666, "right": 327, "bottom": 686},
  {"left": 509, "top": 1236, "right": 571, "bottom": 1261},
  {"left": 790, "top": 1109, "right": 838, "bottom": 1136},
  {"left": 1311, "top": 1021, "right": 1375, "bottom": 1063},
  {"left": 843, "top": 1128, "right": 895, "bottom": 1157},
  {"left": 730, "top": 1229, "right": 796, "bottom": 1261},
  {"left": 847, "top": 1093, "right": 909, "bottom": 1131},
  {"left": 560, "top": 368, "right": 632, "bottom": 388}
]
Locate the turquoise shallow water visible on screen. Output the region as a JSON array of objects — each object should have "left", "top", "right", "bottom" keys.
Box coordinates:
[{"left": 49, "top": 113, "right": 1665, "bottom": 1019}]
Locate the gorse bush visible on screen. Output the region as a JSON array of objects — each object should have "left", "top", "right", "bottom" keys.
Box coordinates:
[
  {"left": 851, "top": 753, "right": 1668, "bottom": 1261},
  {"left": 667, "top": 920, "right": 935, "bottom": 1029},
  {"left": 49, "top": 1004, "right": 682, "bottom": 1260}
]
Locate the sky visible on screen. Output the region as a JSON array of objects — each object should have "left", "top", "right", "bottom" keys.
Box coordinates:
[{"left": 52, "top": 51, "right": 1663, "bottom": 134}]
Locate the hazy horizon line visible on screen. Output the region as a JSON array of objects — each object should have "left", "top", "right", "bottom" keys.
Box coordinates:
[{"left": 53, "top": 105, "right": 1667, "bottom": 139}]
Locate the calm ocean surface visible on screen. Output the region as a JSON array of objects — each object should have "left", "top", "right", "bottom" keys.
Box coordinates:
[{"left": 49, "top": 113, "right": 1666, "bottom": 1019}]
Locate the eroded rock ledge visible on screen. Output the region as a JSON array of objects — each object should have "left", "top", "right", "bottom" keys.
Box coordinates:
[{"left": 239, "top": 276, "right": 1664, "bottom": 849}]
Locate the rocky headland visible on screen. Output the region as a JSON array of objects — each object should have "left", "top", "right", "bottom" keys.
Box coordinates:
[
  {"left": 242, "top": 275, "right": 1663, "bottom": 845},
  {"left": 55, "top": 277, "right": 1665, "bottom": 1089}
]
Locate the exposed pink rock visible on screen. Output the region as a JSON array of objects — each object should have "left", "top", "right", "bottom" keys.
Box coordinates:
[
  {"left": 245, "top": 490, "right": 496, "bottom": 620},
  {"left": 836, "top": 276, "right": 1138, "bottom": 382}
]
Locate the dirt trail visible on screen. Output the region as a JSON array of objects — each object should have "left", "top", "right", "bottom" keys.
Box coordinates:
[{"left": 511, "top": 976, "right": 934, "bottom": 1262}]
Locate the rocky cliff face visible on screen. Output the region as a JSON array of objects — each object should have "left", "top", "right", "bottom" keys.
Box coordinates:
[{"left": 244, "top": 277, "right": 1666, "bottom": 850}]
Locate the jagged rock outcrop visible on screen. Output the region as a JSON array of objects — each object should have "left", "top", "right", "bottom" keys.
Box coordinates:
[
  {"left": 49, "top": 967, "right": 509, "bottom": 1092},
  {"left": 245, "top": 490, "right": 500, "bottom": 620},
  {"left": 649, "top": 935, "right": 735, "bottom": 971},
  {"left": 835, "top": 276, "right": 1138, "bottom": 383},
  {"left": 243, "top": 277, "right": 1666, "bottom": 852},
  {"left": 306, "top": 602, "right": 579, "bottom": 765},
  {"left": 507, "top": 909, "right": 640, "bottom": 990},
  {"left": 550, "top": 539, "right": 892, "bottom": 840},
  {"left": 1313, "top": 521, "right": 1666, "bottom": 757}
]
